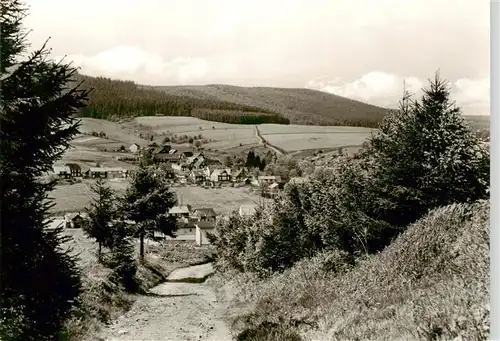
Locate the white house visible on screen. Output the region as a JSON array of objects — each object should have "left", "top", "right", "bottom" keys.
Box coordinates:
[
  {"left": 195, "top": 221, "right": 216, "bottom": 246},
  {"left": 53, "top": 165, "right": 71, "bottom": 179},
  {"left": 169, "top": 205, "right": 191, "bottom": 218},
  {"left": 257, "top": 175, "right": 281, "bottom": 187},
  {"left": 210, "top": 169, "right": 231, "bottom": 182}
]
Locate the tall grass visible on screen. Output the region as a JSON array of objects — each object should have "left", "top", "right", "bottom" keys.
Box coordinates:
[{"left": 211, "top": 200, "right": 489, "bottom": 341}]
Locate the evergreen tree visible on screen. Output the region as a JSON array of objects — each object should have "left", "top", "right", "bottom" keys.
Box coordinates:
[
  {"left": 254, "top": 155, "right": 261, "bottom": 170},
  {"left": 107, "top": 221, "right": 138, "bottom": 292},
  {"left": 82, "top": 178, "right": 116, "bottom": 262},
  {"left": 356, "top": 71, "right": 490, "bottom": 248},
  {"left": 246, "top": 150, "right": 255, "bottom": 168},
  {"left": 0, "top": 1, "right": 89, "bottom": 339},
  {"left": 121, "top": 165, "right": 177, "bottom": 261}
]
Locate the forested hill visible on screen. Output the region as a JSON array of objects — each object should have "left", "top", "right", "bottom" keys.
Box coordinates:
[
  {"left": 73, "top": 73, "right": 390, "bottom": 127},
  {"left": 151, "top": 84, "right": 390, "bottom": 127}
]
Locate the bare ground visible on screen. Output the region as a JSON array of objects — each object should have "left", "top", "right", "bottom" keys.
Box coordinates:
[{"left": 95, "top": 263, "right": 233, "bottom": 341}]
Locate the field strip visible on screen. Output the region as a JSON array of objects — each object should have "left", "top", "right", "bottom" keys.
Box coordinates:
[{"left": 260, "top": 131, "right": 372, "bottom": 136}]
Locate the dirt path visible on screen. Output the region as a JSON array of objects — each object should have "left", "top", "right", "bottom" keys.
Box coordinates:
[
  {"left": 254, "top": 125, "right": 285, "bottom": 156},
  {"left": 95, "top": 263, "right": 233, "bottom": 341}
]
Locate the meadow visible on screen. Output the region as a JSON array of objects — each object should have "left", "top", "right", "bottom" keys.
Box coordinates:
[
  {"left": 76, "top": 116, "right": 487, "bottom": 156},
  {"left": 49, "top": 179, "right": 262, "bottom": 216},
  {"left": 121, "top": 116, "right": 374, "bottom": 153}
]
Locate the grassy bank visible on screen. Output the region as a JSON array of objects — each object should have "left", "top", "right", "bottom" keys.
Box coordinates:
[
  {"left": 60, "top": 230, "right": 215, "bottom": 341},
  {"left": 209, "top": 200, "right": 489, "bottom": 341}
]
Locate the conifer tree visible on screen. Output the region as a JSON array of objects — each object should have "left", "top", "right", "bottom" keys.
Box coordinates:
[
  {"left": 357, "top": 71, "right": 490, "bottom": 247},
  {"left": 0, "top": 1, "right": 89, "bottom": 339},
  {"left": 82, "top": 178, "right": 116, "bottom": 262},
  {"left": 121, "top": 165, "right": 177, "bottom": 261}
]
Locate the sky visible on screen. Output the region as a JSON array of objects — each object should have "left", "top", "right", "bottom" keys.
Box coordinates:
[{"left": 24, "top": 0, "right": 489, "bottom": 115}]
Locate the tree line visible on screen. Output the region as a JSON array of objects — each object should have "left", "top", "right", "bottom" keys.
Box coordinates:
[{"left": 72, "top": 74, "right": 290, "bottom": 125}]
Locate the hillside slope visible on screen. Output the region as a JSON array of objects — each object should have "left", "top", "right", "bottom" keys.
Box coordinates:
[
  {"left": 73, "top": 74, "right": 290, "bottom": 125},
  {"left": 151, "top": 84, "right": 390, "bottom": 127},
  {"left": 214, "top": 199, "right": 489, "bottom": 340}
]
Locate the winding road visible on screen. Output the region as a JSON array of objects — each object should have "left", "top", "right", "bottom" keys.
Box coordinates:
[{"left": 95, "top": 263, "right": 233, "bottom": 341}]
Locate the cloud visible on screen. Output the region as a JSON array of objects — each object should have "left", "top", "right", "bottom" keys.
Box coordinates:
[
  {"left": 58, "top": 46, "right": 209, "bottom": 85},
  {"left": 307, "top": 72, "right": 489, "bottom": 115}
]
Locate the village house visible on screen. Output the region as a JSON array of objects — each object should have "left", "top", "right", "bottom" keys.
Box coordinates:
[
  {"left": 179, "top": 151, "right": 194, "bottom": 161},
  {"left": 64, "top": 212, "right": 88, "bottom": 229},
  {"left": 172, "top": 162, "right": 188, "bottom": 172},
  {"left": 257, "top": 175, "right": 282, "bottom": 187},
  {"left": 53, "top": 165, "right": 71, "bottom": 179},
  {"left": 154, "top": 154, "right": 181, "bottom": 164},
  {"left": 151, "top": 145, "right": 172, "bottom": 163},
  {"left": 192, "top": 158, "right": 206, "bottom": 170},
  {"left": 154, "top": 218, "right": 195, "bottom": 240},
  {"left": 176, "top": 219, "right": 197, "bottom": 236},
  {"left": 169, "top": 205, "right": 191, "bottom": 218},
  {"left": 195, "top": 220, "right": 216, "bottom": 246},
  {"left": 231, "top": 168, "right": 248, "bottom": 182},
  {"left": 158, "top": 163, "right": 176, "bottom": 179},
  {"left": 203, "top": 165, "right": 216, "bottom": 178},
  {"left": 106, "top": 167, "right": 128, "bottom": 179},
  {"left": 210, "top": 168, "right": 231, "bottom": 182},
  {"left": 239, "top": 204, "right": 257, "bottom": 217},
  {"left": 185, "top": 153, "right": 206, "bottom": 170},
  {"left": 89, "top": 167, "right": 108, "bottom": 178},
  {"left": 267, "top": 182, "right": 280, "bottom": 198},
  {"left": 189, "top": 170, "right": 206, "bottom": 183},
  {"left": 129, "top": 143, "right": 141, "bottom": 154},
  {"left": 192, "top": 207, "right": 217, "bottom": 222},
  {"left": 65, "top": 163, "right": 82, "bottom": 177}
]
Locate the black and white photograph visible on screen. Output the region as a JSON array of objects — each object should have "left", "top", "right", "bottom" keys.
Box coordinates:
[{"left": 0, "top": 0, "right": 493, "bottom": 340}]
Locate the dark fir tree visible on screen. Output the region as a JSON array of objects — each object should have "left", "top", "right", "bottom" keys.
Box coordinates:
[
  {"left": 107, "top": 220, "right": 138, "bottom": 292},
  {"left": 246, "top": 150, "right": 255, "bottom": 168},
  {"left": 0, "top": 1, "right": 89, "bottom": 339},
  {"left": 121, "top": 165, "right": 178, "bottom": 261},
  {"left": 82, "top": 178, "right": 116, "bottom": 263},
  {"left": 356, "top": 71, "right": 490, "bottom": 249}
]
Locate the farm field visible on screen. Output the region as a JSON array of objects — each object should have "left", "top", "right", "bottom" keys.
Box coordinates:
[
  {"left": 59, "top": 147, "right": 137, "bottom": 169},
  {"left": 170, "top": 186, "right": 263, "bottom": 215},
  {"left": 125, "top": 116, "right": 259, "bottom": 151},
  {"left": 263, "top": 132, "right": 371, "bottom": 152},
  {"left": 74, "top": 115, "right": 487, "bottom": 157},
  {"left": 257, "top": 123, "right": 373, "bottom": 135},
  {"left": 49, "top": 179, "right": 130, "bottom": 215},
  {"left": 123, "top": 116, "right": 375, "bottom": 153},
  {"left": 49, "top": 180, "right": 262, "bottom": 216},
  {"left": 77, "top": 118, "right": 151, "bottom": 146}
]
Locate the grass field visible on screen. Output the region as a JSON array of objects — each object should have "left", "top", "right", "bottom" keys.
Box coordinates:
[
  {"left": 49, "top": 179, "right": 130, "bottom": 215},
  {"left": 50, "top": 180, "right": 261, "bottom": 216},
  {"left": 173, "top": 186, "right": 263, "bottom": 215},
  {"left": 75, "top": 116, "right": 487, "bottom": 156},
  {"left": 122, "top": 116, "right": 375, "bottom": 153}
]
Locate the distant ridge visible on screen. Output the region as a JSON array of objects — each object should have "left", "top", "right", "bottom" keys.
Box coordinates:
[
  {"left": 150, "top": 84, "right": 390, "bottom": 127},
  {"left": 74, "top": 73, "right": 390, "bottom": 127}
]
